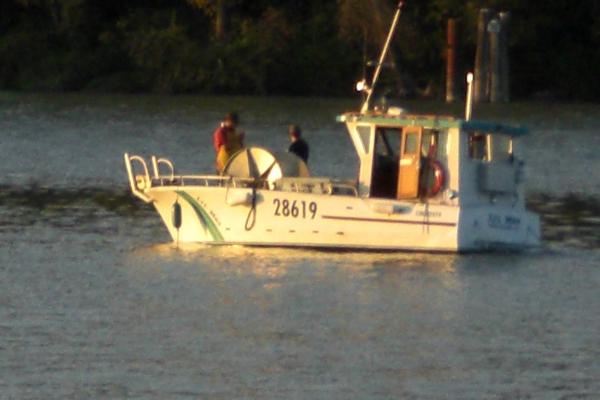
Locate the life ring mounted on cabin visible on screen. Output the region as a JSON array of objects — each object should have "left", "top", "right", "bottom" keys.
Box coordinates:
[{"left": 419, "top": 159, "right": 446, "bottom": 198}]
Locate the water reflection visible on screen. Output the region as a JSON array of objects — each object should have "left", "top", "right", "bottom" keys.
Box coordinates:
[
  {"left": 130, "top": 242, "right": 461, "bottom": 276},
  {"left": 122, "top": 241, "right": 467, "bottom": 340}
]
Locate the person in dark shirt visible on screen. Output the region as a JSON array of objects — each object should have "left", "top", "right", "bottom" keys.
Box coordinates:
[{"left": 287, "top": 124, "right": 309, "bottom": 163}]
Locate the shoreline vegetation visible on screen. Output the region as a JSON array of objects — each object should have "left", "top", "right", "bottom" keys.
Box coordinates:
[{"left": 1, "top": 0, "right": 599, "bottom": 101}]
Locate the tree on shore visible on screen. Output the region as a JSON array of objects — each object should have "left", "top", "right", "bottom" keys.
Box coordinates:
[{"left": 0, "top": 0, "right": 599, "bottom": 100}]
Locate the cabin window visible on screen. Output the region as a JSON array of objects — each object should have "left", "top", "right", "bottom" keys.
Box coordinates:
[
  {"left": 490, "top": 135, "right": 513, "bottom": 162},
  {"left": 375, "top": 127, "right": 402, "bottom": 157},
  {"left": 422, "top": 130, "right": 440, "bottom": 158},
  {"left": 469, "top": 133, "right": 487, "bottom": 160},
  {"left": 403, "top": 131, "right": 418, "bottom": 155},
  {"left": 356, "top": 126, "right": 371, "bottom": 153},
  {"left": 469, "top": 132, "right": 513, "bottom": 162}
]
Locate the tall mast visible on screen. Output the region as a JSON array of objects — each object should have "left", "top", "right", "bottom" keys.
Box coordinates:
[{"left": 360, "top": 1, "right": 405, "bottom": 114}]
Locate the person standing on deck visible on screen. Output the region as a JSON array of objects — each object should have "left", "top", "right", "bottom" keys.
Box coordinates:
[
  {"left": 287, "top": 124, "right": 309, "bottom": 163},
  {"left": 213, "top": 112, "right": 244, "bottom": 173}
]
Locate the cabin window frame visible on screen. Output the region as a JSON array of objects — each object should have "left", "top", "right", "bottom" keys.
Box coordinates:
[{"left": 468, "top": 132, "right": 513, "bottom": 163}]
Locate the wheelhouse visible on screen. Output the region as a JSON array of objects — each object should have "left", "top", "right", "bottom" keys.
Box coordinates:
[{"left": 338, "top": 111, "right": 528, "bottom": 207}]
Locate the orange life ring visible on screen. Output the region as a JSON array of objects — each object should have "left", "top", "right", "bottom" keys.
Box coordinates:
[{"left": 420, "top": 159, "right": 445, "bottom": 197}]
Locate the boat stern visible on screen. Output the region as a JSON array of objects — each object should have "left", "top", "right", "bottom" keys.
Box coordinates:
[{"left": 458, "top": 206, "right": 540, "bottom": 252}]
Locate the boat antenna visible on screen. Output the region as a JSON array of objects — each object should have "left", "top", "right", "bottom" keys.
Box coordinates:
[
  {"left": 360, "top": 1, "right": 405, "bottom": 114},
  {"left": 465, "top": 72, "right": 474, "bottom": 120}
]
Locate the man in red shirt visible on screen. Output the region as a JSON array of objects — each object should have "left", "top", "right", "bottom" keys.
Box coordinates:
[
  {"left": 213, "top": 112, "right": 238, "bottom": 153},
  {"left": 213, "top": 112, "right": 244, "bottom": 173}
]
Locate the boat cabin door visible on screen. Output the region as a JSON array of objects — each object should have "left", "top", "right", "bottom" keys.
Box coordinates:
[{"left": 397, "top": 126, "right": 422, "bottom": 199}]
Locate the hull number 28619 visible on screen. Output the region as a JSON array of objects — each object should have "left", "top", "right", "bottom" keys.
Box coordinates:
[{"left": 273, "top": 198, "right": 317, "bottom": 219}]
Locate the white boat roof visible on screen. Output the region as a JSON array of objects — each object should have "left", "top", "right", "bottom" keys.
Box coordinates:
[{"left": 337, "top": 112, "right": 529, "bottom": 137}]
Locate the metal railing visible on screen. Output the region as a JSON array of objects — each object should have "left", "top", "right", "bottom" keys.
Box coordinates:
[
  {"left": 124, "top": 153, "right": 359, "bottom": 200},
  {"left": 271, "top": 177, "right": 358, "bottom": 196},
  {"left": 151, "top": 156, "right": 174, "bottom": 181},
  {"left": 124, "top": 153, "right": 152, "bottom": 203}
]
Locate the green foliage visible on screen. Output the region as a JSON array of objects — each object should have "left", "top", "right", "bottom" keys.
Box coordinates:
[{"left": 1, "top": 0, "right": 599, "bottom": 99}]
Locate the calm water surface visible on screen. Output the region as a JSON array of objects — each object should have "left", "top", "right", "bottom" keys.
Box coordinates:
[{"left": 1, "top": 93, "right": 599, "bottom": 399}]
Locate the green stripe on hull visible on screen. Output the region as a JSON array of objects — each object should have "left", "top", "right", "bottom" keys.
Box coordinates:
[{"left": 176, "top": 191, "right": 224, "bottom": 242}]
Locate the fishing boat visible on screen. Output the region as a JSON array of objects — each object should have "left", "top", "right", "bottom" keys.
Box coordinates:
[{"left": 124, "top": 2, "right": 540, "bottom": 252}]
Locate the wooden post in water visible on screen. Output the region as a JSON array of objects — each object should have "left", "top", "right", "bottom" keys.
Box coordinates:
[
  {"left": 446, "top": 18, "right": 457, "bottom": 103},
  {"left": 499, "top": 11, "right": 511, "bottom": 102},
  {"left": 215, "top": 0, "right": 228, "bottom": 40},
  {"left": 488, "top": 18, "right": 502, "bottom": 103},
  {"left": 474, "top": 8, "right": 491, "bottom": 103}
]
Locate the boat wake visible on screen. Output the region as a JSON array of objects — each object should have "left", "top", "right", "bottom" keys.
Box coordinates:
[
  {"left": 528, "top": 193, "right": 600, "bottom": 250},
  {"left": 0, "top": 184, "right": 149, "bottom": 213},
  {"left": 0, "top": 184, "right": 156, "bottom": 235}
]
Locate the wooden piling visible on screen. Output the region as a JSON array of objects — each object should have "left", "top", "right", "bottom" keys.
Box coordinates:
[
  {"left": 488, "top": 18, "right": 502, "bottom": 103},
  {"left": 446, "top": 18, "right": 457, "bottom": 103},
  {"left": 474, "top": 8, "right": 491, "bottom": 103},
  {"left": 499, "top": 11, "right": 511, "bottom": 102},
  {"left": 215, "top": 0, "right": 228, "bottom": 40}
]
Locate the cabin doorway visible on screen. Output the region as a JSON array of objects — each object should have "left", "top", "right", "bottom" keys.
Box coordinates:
[
  {"left": 397, "top": 127, "right": 422, "bottom": 199},
  {"left": 370, "top": 127, "right": 401, "bottom": 198},
  {"left": 369, "top": 126, "right": 440, "bottom": 200}
]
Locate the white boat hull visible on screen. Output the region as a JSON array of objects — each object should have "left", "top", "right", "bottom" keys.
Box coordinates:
[{"left": 147, "top": 186, "right": 539, "bottom": 252}]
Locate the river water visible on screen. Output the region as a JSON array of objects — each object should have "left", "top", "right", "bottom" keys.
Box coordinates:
[{"left": 1, "top": 92, "right": 599, "bottom": 399}]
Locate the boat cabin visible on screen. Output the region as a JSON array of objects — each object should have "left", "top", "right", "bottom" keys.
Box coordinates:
[{"left": 338, "top": 110, "right": 528, "bottom": 206}]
